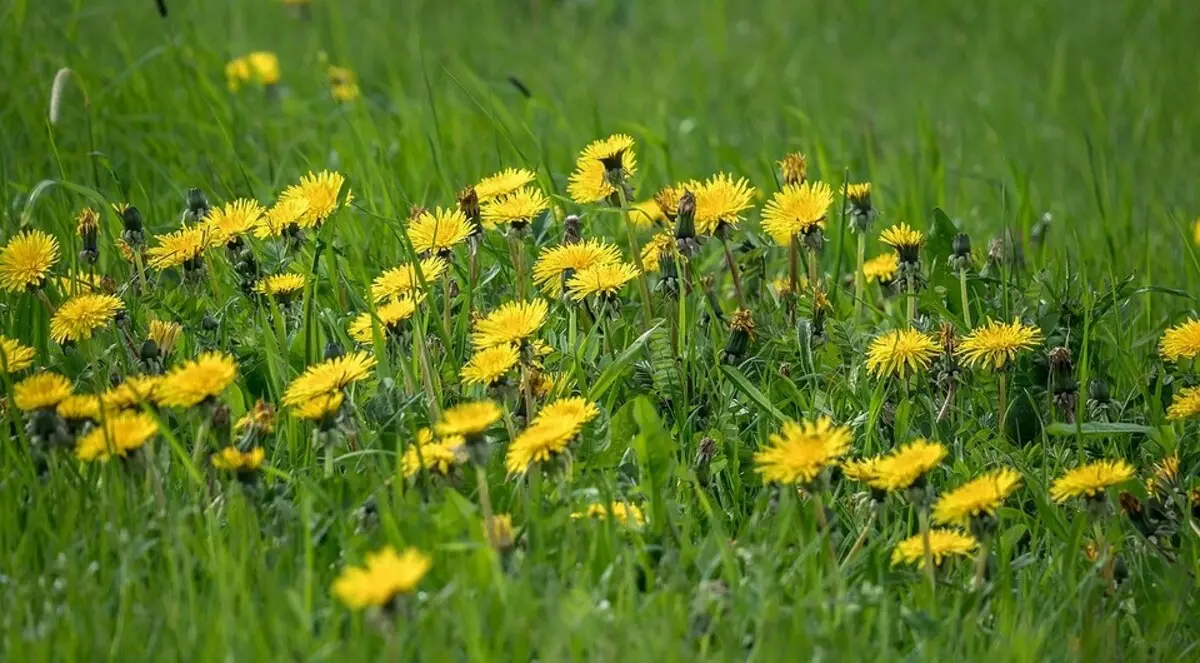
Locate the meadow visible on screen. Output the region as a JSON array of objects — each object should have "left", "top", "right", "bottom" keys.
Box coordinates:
[{"left": 2, "top": 0, "right": 1200, "bottom": 660}]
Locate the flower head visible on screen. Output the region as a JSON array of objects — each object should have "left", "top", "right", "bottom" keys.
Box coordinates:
[
  {"left": 227, "top": 51, "right": 280, "bottom": 91},
  {"left": 14, "top": 372, "right": 73, "bottom": 411},
  {"left": 567, "top": 134, "right": 638, "bottom": 204},
  {"left": 147, "top": 224, "right": 215, "bottom": 270},
  {"left": 282, "top": 352, "right": 377, "bottom": 405},
  {"left": 868, "top": 439, "right": 947, "bottom": 492},
  {"left": 370, "top": 257, "right": 448, "bottom": 303},
  {"left": 402, "top": 428, "right": 466, "bottom": 478},
  {"left": 840, "top": 457, "right": 881, "bottom": 484},
  {"left": 761, "top": 181, "right": 835, "bottom": 246},
  {"left": 1167, "top": 386, "right": 1200, "bottom": 420},
  {"left": 629, "top": 199, "right": 666, "bottom": 227},
  {"left": 566, "top": 262, "right": 640, "bottom": 301},
  {"left": 471, "top": 299, "right": 547, "bottom": 349},
  {"left": 1050, "top": 459, "right": 1135, "bottom": 503},
  {"left": 148, "top": 319, "right": 183, "bottom": 356},
  {"left": 409, "top": 207, "right": 472, "bottom": 255},
  {"left": 640, "top": 231, "right": 679, "bottom": 273},
  {"left": 254, "top": 273, "right": 307, "bottom": 297},
  {"left": 327, "top": 65, "right": 360, "bottom": 102},
  {"left": 50, "top": 294, "right": 124, "bottom": 344},
  {"left": 957, "top": 318, "right": 1043, "bottom": 370},
  {"left": 156, "top": 352, "right": 238, "bottom": 408},
  {"left": 0, "top": 335, "right": 35, "bottom": 373},
  {"left": 844, "top": 182, "right": 872, "bottom": 211},
  {"left": 933, "top": 468, "right": 1022, "bottom": 527},
  {"left": 236, "top": 401, "right": 276, "bottom": 436},
  {"left": 1160, "top": 319, "right": 1200, "bottom": 362},
  {"left": 534, "top": 396, "right": 600, "bottom": 429},
  {"left": 331, "top": 546, "right": 432, "bottom": 610},
  {"left": 204, "top": 198, "right": 265, "bottom": 245},
  {"left": 57, "top": 269, "right": 106, "bottom": 295},
  {"left": 778, "top": 152, "right": 807, "bottom": 186},
  {"left": 348, "top": 295, "right": 424, "bottom": 343},
  {"left": 474, "top": 168, "right": 537, "bottom": 203},
  {"left": 694, "top": 174, "right": 757, "bottom": 235},
  {"left": 504, "top": 415, "right": 582, "bottom": 474},
  {"left": 278, "top": 170, "right": 347, "bottom": 229},
  {"left": 211, "top": 446, "right": 266, "bottom": 472},
  {"left": 291, "top": 391, "right": 345, "bottom": 422},
  {"left": 533, "top": 240, "right": 622, "bottom": 298},
  {"left": 101, "top": 375, "right": 162, "bottom": 410},
  {"left": 571, "top": 502, "right": 645, "bottom": 527},
  {"left": 879, "top": 223, "right": 924, "bottom": 263},
  {"left": 56, "top": 394, "right": 101, "bottom": 422},
  {"left": 75, "top": 411, "right": 159, "bottom": 461},
  {"left": 754, "top": 417, "right": 853, "bottom": 485},
  {"left": 0, "top": 230, "right": 60, "bottom": 291},
  {"left": 863, "top": 253, "right": 899, "bottom": 283},
  {"left": 254, "top": 198, "right": 310, "bottom": 239},
  {"left": 481, "top": 186, "right": 549, "bottom": 230},
  {"left": 461, "top": 344, "right": 520, "bottom": 387},
  {"left": 866, "top": 328, "right": 940, "bottom": 379},
  {"left": 891, "top": 529, "right": 977, "bottom": 568},
  {"left": 436, "top": 400, "right": 502, "bottom": 438}
]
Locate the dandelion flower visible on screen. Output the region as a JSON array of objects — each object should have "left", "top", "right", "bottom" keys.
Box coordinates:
[
  {"left": 211, "top": 446, "right": 266, "bottom": 472},
  {"left": 291, "top": 391, "right": 345, "bottom": 422},
  {"left": 571, "top": 502, "right": 645, "bottom": 527},
  {"left": 754, "top": 417, "right": 853, "bottom": 485},
  {"left": 435, "top": 400, "right": 501, "bottom": 438},
  {"left": 504, "top": 417, "right": 583, "bottom": 474},
  {"left": 957, "top": 318, "right": 1043, "bottom": 370},
  {"left": 204, "top": 198, "right": 265, "bottom": 245},
  {"left": 14, "top": 372, "right": 73, "bottom": 411},
  {"left": 50, "top": 294, "right": 123, "bottom": 344},
  {"left": 760, "top": 181, "right": 835, "bottom": 247},
  {"left": 639, "top": 231, "right": 678, "bottom": 273},
  {"left": 254, "top": 198, "right": 310, "bottom": 239},
  {"left": 370, "top": 257, "right": 448, "bottom": 303},
  {"left": 891, "top": 529, "right": 977, "bottom": 568},
  {"left": 155, "top": 352, "right": 238, "bottom": 408},
  {"left": 844, "top": 182, "right": 872, "bottom": 212},
  {"left": 534, "top": 396, "right": 600, "bottom": 429},
  {"left": 778, "top": 152, "right": 807, "bottom": 186},
  {"left": 331, "top": 546, "right": 432, "bottom": 610},
  {"left": 0, "top": 229, "right": 60, "bottom": 291},
  {"left": 347, "top": 295, "right": 423, "bottom": 343},
  {"left": 840, "top": 457, "right": 881, "bottom": 484},
  {"left": 933, "top": 468, "right": 1022, "bottom": 527},
  {"left": 475, "top": 168, "right": 537, "bottom": 203},
  {"left": 868, "top": 439, "right": 947, "bottom": 492},
  {"left": 1050, "top": 459, "right": 1135, "bottom": 503},
  {"left": 75, "top": 411, "right": 159, "bottom": 461},
  {"left": 567, "top": 160, "right": 612, "bottom": 207},
  {"left": 1146, "top": 453, "right": 1180, "bottom": 495},
  {"left": 327, "top": 65, "right": 361, "bottom": 102},
  {"left": 863, "top": 253, "right": 899, "bottom": 283},
  {"left": 57, "top": 269, "right": 106, "bottom": 295},
  {"left": 653, "top": 182, "right": 700, "bottom": 221},
  {"left": 148, "top": 319, "right": 183, "bottom": 356},
  {"left": 691, "top": 174, "right": 757, "bottom": 235},
  {"left": 282, "top": 352, "right": 377, "bottom": 406},
  {"left": 0, "top": 335, "right": 35, "bottom": 373},
  {"left": 629, "top": 199, "right": 666, "bottom": 227},
  {"left": 865, "top": 328, "right": 940, "bottom": 379},
  {"left": 532, "top": 240, "right": 622, "bottom": 298},
  {"left": 101, "top": 375, "right": 162, "bottom": 410},
  {"left": 471, "top": 299, "right": 548, "bottom": 349},
  {"left": 147, "top": 224, "right": 214, "bottom": 270},
  {"left": 567, "top": 134, "right": 638, "bottom": 204},
  {"left": 481, "top": 186, "right": 550, "bottom": 230},
  {"left": 566, "top": 262, "right": 640, "bottom": 301},
  {"left": 236, "top": 401, "right": 276, "bottom": 435},
  {"left": 402, "top": 428, "right": 466, "bottom": 478},
  {"left": 461, "top": 344, "right": 520, "bottom": 387},
  {"left": 409, "top": 207, "right": 472, "bottom": 255},
  {"left": 56, "top": 394, "right": 102, "bottom": 422},
  {"left": 227, "top": 51, "right": 280, "bottom": 91},
  {"left": 1166, "top": 386, "right": 1200, "bottom": 420},
  {"left": 1160, "top": 319, "right": 1200, "bottom": 361},
  {"left": 278, "top": 170, "right": 347, "bottom": 229},
  {"left": 254, "top": 273, "right": 307, "bottom": 298},
  {"left": 879, "top": 223, "right": 924, "bottom": 263}
]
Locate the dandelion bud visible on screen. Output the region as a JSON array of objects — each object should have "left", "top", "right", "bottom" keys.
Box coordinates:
[
  {"left": 75, "top": 208, "right": 100, "bottom": 265},
  {"left": 486, "top": 514, "right": 515, "bottom": 554},
  {"left": 183, "top": 188, "right": 210, "bottom": 224},
  {"left": 201, "top": 314, "right": 219, "bottom": 332},
  {"left": 563, "top": 215, "right": 582, "bottom": 245},
  {"left": 121, "top": 205, "right": 144, "bottom": 246},
  {"left": 779, "top": 152, "right": 807, "bottom": 187},
  {"left": 324, "top": 341, "right": 345, "bottom": 361},
  {"left": 950, "top": 233, "right": 973, "bottom": 272},
  {"left": 139, "top": 339, "right": 159, "bottom": 362},
  {"left": 722, "top": 309, "right": 756, "bottom": 364},
  {"left": 674, "top": 191, "right": 699, "bottom": 257},
  {"left": 1088, "top": 378, "right": 1110, "bottom": 404}
]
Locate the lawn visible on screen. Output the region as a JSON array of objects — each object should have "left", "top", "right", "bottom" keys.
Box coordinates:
[{"left": 2, "top": 0, "right": 1199, "bottom": 660}]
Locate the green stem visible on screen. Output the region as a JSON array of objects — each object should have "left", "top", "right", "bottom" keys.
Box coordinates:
[
  {"left": 998, "top": 372, "right": 1008, "bottom": 440},
  {"left": 615, "top": 189, "right": 655, "bottom": 323},
  {"left": 906, "top": 278, "right": 916, "bottom": 323},
  {"left": 721, "top": 236, "right": 746, "bottom": 308},
  {"left": 854, "top": 232, "right": 866, "bottom": 322},
  {"left": 919, "top": 507, "right": 936, "bottom": 594},
  {"left": 959, "top": 268, "right": 972, "bottom": 328}
]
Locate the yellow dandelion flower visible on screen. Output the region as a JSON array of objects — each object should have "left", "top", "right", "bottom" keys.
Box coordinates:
[
  {"left": 891, "top": 529, "right": 977, "bottom": 568},
  {"left": 571, "top": 502, "right": 645, "bottom": 527},
  {"left": 204, "top": 198, "right": 265, "bottom": 245},
  {"left": 56, "top": 394, "right": 101, "bottom": 421},
  {"left": 147, "top": 319, "right": 183, "bottom": 356},
  {"left": 865, "top": 328, "right": 940, "bottom": 379},
  {"left": 474, "top": 168, "right": 537, "bottom": 203},
  {"left": 254, "top": 198, "right": 310, "bottom": 239},
  {"left": 760, "top": 181, "right": 835, "bottom": 247},
  {"left": 0, "top": 335, "right": 36, "bottom": 373},
  {"left": 694, "top": 173, "right": 757, "bottom": 235},
  {"left": 879, "top": 223, "right": 924, "bottom": 262},
  {"left": 75, "top": 411, "right": 159, "bottom": 462},
  {"left": 754, "top": 417, "right": 853, "bottom": 485},
  {"left": 278, "top": 170, "right": 347, "bottom": 229},
  {"left": 101, "top": 375, "right": 162, "bottom": 410},
  {"left": 461, "top": 344, "right": 520, "bottom": 387},
  {"left": 1050, "top": 459, "right": 1135, "bottom": 503},
  {"left": 1146, "top": 453, "right": 1180, "bottom": 495},
  {"left": 50, "top": 294, "right": 123, "bottom": 344},
  {"left": 348, "top": 295, "right": 424, "bottom": 343},
  {"left": 485, "top": 513, "right": 515, "bottom": 551},
  {"left": 327, "top": 65, "right": 360, "bottom": 102},
  {"left": 75, "top": 207, "right": 99, "bottom": 236},
  {"left": 532, "top": 240, "right": 622, "bottom": 298},
  {"left": 0, "top": 229, "right": 60, "bottom": 291},
  {"left": 653, "top": 182, "right": 701, "bottom": 221},
  {"left": 534, "top": 396, "right": 599, "bottom": 428},
  {"left": 932, "top": 468, "right": 1023, "bottom": 527},
  {"left": 868, "top": 439, "right": 947, "bottom": 492},
  {"left": 566, "top": 262, "right": 640, "bottom": 300},
  {"left": 639, "top": 231, "right": 678, "bottom": 273},
  {"left": 13, "top": 372, "right": 73, "bottom": 411},
  {"left": 147, "top": 224, "right": 215, "bottom": 270},
  {"left": 331, "top": 546, "right": 432, "bottom": 610},
  {"left": 435, "top": 400, "right": 502, "bottom": 438},
  {"left": 1160, "top": 319, "right": 1200, "bottom": 362},
  {"left": 254, "top": 273, "right": 307, "bottom": 297},
  {"left": 115, "top": 238, "right": 136, "bottom": 263},
  {"left": 840, "top": 457, "right": 881, "bottom": 484},
  {"left": 227, "top": 51, "right": 280, "bottom": 91},
  {"left": 629, "top": 199, "right": 666, "bottom": 227},
  {"left": 863, "top": 253, "right": 899, "bottom": 283},
  {"left": 481, "top": 186, "right": 550, "bottom": 230},
  {"left": 236, "top": 400, "right": 276, "bottom": 435},
  {"left": 471, "top": 299, "right": 548, "bottom": 349},
  {"left": 211, "top": 446, "right": 266, "bottom": 472},
  {"left": 57, "top": 269, "right": 106, "bottom": 295},
  {"left": 409, "top": 207, "right": 472, "bottom": 255},
  {"left": 566, "top": 134, "right": 638, "bottom": 204},
  {"left": 844, "top": 182, "right": 872, "bottom": 210},
  {"left": 957, "top": 318, "right": 1043, "bottom": 370},
  {"left": 155, "top": 352, "right": 238, "bottom": 408},
  {"left": 566, "top": 160, "right": 608, "bottom": 208},
  {"left": 402, "top": 428, "right": 466, "bottom": 478},
  {"left": 1167, "top": 386, "right": 1200, "bottom": 420},
  {"left": 370, "top": 257, "right": 448, "bottom": 303},
  {"left": 504, "top": 416, "right": 584, "bottom": 474},
  {"left": 282, "top": 352, "right": 377, "bottom": 406},
  {"left": 291, "top": 391, "right": 345, "bottom": 421},
  {"left": 778, "top": 152, "right": 807, "bottom": 186}
]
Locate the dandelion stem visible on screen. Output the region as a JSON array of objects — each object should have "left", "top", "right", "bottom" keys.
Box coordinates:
[
  {"left": 997, "top": 372, "right": 1008, "bottom": 440},
  {"left": 919, "top": 506, "right": 936, "bottom": 594},
  {"left": 972, "top": 537, "right": 989, "bottom": 591},
  {"left": 441, "top": 271, "right": 452, "bottom": 349},
  {"left": 959, "top": 268, "right": 973, "bottom": 328},
  {"left": 324, "top": 436, "right": 335, "bottom": 478},
  {"left": 840, "top": 507, "right": 877, "bottom": 570},
  {"left": 508, "top": 234, "right": 526, "bottom": 301},
  {"left": 788, "top": 237, "right": 799, "bottom": 321},
  {"left": 615, "top": 190, "right": 655, "bottom": 324},
  {"left": 854, "top": 232, "right": 866, "bottom": 322},
  {"left": 807, "top": 247, "right": 819, "bottom": 293},
  {"left": 906, "top": 278, "right": 916, "bottom": 323},
  {"left": 521, "top": 361, "right": 536, "bottom": 421},
  {"left": 720, "top": 236, "right": 747, "bottom": 308},
  {"left": 475, "top": 464, "right": 496, "bottom": 541}
]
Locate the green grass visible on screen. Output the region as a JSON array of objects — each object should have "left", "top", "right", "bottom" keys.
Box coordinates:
[{"left": 3, "top": 0, "right": 1200, "bottom": 660}]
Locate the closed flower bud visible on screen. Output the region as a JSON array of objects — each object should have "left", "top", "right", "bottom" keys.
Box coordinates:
[{"left": 183, "top": 187, "right": 211, "bottom": 224}]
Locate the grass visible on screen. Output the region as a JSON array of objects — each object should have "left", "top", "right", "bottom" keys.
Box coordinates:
[{"left": 3, "top": 0, "right": 1200, "bottom": 660}]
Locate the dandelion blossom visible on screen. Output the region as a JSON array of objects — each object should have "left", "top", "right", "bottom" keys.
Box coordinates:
[
  {"left": 101, "top": 375, "right": 162, "bottom": 410},
  {"left": 370, "top": 257, "right": 448, "bottom": 303},
  {"left": 778, "top": 152, "right": 807, "bottom": 186},
  {"left": 331, "top": 546, "right": 432, "bottom": 610},
  {"left": 254, "top": 198, "right": 310, "bottom": 239},
  {"left": 211, "top": 447, "right": 266, "bottom": 472},
  {"left": 844, "top": 182, "right": 872, "bottom": 211},
  {"left": 461, "top": 344, "right": 520, "bottom": 387},
  {"left": 761, "top": 181, "right": 834, "bottom": 247},
  {"left": 471, "top": 299, "right": 548, "bottom": 349},
  {"left": 504, "top": 416, "right": 581, "bottom": 474},
  {"left": 1167, "top": 386, "right": 1200, "bottom": 420},
  {"left": 754, "top": 417, "right": 853, "bottom": 485},
  {"left": 50, "top": 294, "right": 123, "bottom": 344},
  {"left": 56, "top": 394, "right": 101, "bottom": 422},
  {"left": 1160, "top": 319, "right": 1200, "bottom": 362},
  {"left": 891, "top": 529, "right": 977, "bottom": 568},
  {"left": 865, "top": 328, "right": 939, "bottom": 379},
  {"left": 863, "top": 253, "right": 899, "bottom": 283},
  {"left": 566, "top": 262, "right": 640, "bottom": 301},
  {"left": 147, "top": 225, "right": 214, "bottom": 270},
  {"left": 254, "top": 273, "right": 307, "bottom": 297},
  {"left": 0, "top": 335, "right": 35, "bottom": 373},
  {"left": 567, "top": 134, "right": 638, "bottom": 204},
  {"left": 481, "top": 186, "right": 549, "bottom": 230},
  {"left": 571, "top": 502, "right": 645, "bottom": 527},
  {"left": 156, "top": 352, "right": 238, "bottom": 408},
  {"left": 879, "top": 223, "right": 924, "bottom": 263},
  {"left": 75, "top": 411, "right": 159, "bottom": 461},
  {"left": 402, "top": 429, "right": 466, "bottom": 478},
  {"left": 694, "top": 173, "right": 757, "bottom": 235},
  {"left": 534, "top": 396, "right": 600, "bottom": 429},
  {"left": 348, "top": 295, "right": 423, "bottom": 343},
  {"left": 474, "top": 168, "right": 537, "bottom": 203},
  {"left": 282, "top": 352, "right": 377, "bottom": 406},
  {"left": 409, "top": 207, "right": 472, "bottom": 255},
  {"left": 13, "top": 372, "right": 73, "bottom": 411},
  {"left": 278, "top": 170, "right": 347, "bottom": 229},
  {"left": 0, "top": 230, "right": 59, "bottom": 291},
  {"left": 868, "top": 439, "right": 947, "bottom": 492},
  {"left": 840, "top": 457, "right": 881, "bottom": 484},
  {"left": 1050, "top": 459, "right": 1134, "bottom": 503},
  {"left": 640, "top": 231, "right": 678, "bottom": 273},
  {"left": 532, "top": 240, "right": 622, "bottom": 298},
  {"left": 435, "top": 400, "right": 502, "bottom": 438},
  {"left": 148, "top": 320, "right": 183, "bottom": 356},
  {"left": 957, "top": 318, "right": 1043, "bottom": 370},
  {"left": 204, "top": 198, "right": 265, "bottom": 245},
  {"left": 933, "top": 468, "right": 1022, "bottom": 527},
  {"left": 629, "top": 199, "right": 666, "bottom": 227},
  {"left": 291, "top": 391, "right": 345, "bottom": 422}
]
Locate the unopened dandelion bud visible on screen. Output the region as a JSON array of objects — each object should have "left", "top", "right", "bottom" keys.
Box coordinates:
[
  {"left": 324, "top": 341, "right": 345, "bottom": 361},
  {"left": 183, "top": 188, "right": 210, "bottom": 224},
  {"left": 950, "top": 233, "right": 973, "bottom": 272},
  {"left": 563, "top": 215, "right": 582, "bottom": 245},
  {"left": 723, "top": 309, "right": 755, "bottom": 364},
  {"left": 139, "top": 339, "right": 159, "bottom": 362},
  {"left": 121, "top": 205, "right": 144, "bottom": 246},
  {"left": 674, "top": 191, "right": 699, "bottom": 256},
  {"left": 1088, "top": 378, "right": 1110, "bottom": 404},
  {"left": 779, "top": 152, "right": 807, "bottom": 187}
]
